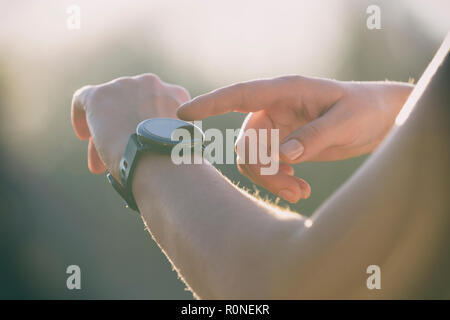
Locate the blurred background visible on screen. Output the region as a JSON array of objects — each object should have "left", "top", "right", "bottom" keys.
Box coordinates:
[{"left": 0, "top": 0, "right": 448, "bottom": 299}]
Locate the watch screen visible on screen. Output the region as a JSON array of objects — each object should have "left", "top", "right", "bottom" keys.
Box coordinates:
[{"left": 137, "top": 118, "right": 204, "bottom": 145}]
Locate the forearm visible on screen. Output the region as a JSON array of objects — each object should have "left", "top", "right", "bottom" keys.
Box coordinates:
[
  {"left": 283, "top": 50, "right": 449, "bottom": 298},
  {"left": 132, "top": 153, "right": 396, "bottom": 299},
  {"left": 131, "top": 144, "right": 432, "bottom": 300},
  {"left": 130, "top": 72, "right": 445, "bottom": 299},
  {"left": 132, "top": 154, "right": 309, "bottom": 299}
]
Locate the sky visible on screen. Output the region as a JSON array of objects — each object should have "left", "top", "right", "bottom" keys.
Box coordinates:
[{"left": 1, "top": 0, "right": 448, "bottom": 83}]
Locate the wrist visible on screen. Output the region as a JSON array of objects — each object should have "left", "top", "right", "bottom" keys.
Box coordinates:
[
  {"left": 343, "top": 80, "right": 414, "bottom": 118},
  {"left": 132, "top": 153, "right": 210, "bottom": 211},
  {"left": 377, "top": 83, "right": 414, "bottom": 134}
]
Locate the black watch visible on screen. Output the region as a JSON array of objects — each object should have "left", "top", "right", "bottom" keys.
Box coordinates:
[{"left": 107, "top": 118, "right": 205, "bottom": 212}]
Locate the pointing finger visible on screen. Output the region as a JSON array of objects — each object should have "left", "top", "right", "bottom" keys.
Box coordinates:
[{"left": 177, "top": 76, "right": 300, "bottom": 120}]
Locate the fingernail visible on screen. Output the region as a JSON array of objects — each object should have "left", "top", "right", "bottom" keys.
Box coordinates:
[
  {"left": 278, "top": 189, "right": 297, "bottom": 203},
  {"left": 280, "top": 139, "right": 304, "bottom": 160}
]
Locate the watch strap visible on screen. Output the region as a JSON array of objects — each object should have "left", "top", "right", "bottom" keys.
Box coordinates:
[
  {"left": 119, "top": 133, "right": 147, "bottom": 189},
  {"left": 108, "top": 133, "right": 148, "bottom": 212},
  {"left": 107, "top": 132, "right": 207, "bottom": 213},
  {"left": 106, "top": 172, "right": 139, "bottom": 211}
]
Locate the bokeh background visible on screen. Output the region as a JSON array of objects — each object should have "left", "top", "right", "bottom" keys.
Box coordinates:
[{"left": 0, "top": 0, "right": 448, "bottom": 299}]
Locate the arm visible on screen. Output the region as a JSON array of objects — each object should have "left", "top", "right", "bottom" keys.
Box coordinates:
[
  {"left": 71, "top": 36, "right": 449, "bottom": 299},
  {"left": 133, "top": 154, "right": 309, "bottom": 299},
  {"left": 135, "top": 39, "right": 449, "bottom": 299},
  {"left": 178, "top": 77, "right": 413, "bottom": 203}
]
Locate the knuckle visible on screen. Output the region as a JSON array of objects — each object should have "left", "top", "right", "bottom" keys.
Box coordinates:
[
  {"left": 89, "top": 85, "right": 110, "bottom": 101},
  {"left": 135, "top": 73, "right": 162, "bottom": 86},
  {"left": 230, "top": 82, "right": 248, "bottom": 107},
  {"left": 73, "top": 85, "right": 95, "bottom": 107},
  {"left": 91, "top": 78, "right": 132, "bottom": 99},
  {"left": 171, "top": 85, "right": 190, "bottom": 101},
  {"left": 278, "top": 75, "right": 303, "bottom": 83},
  {"left": 276, "top": 75, "right": 305, "bottom": 87},
  {"left": 73, "top": 85, "right": 92, "bottom": 100},
  {"left": 112, "top": 76, "right": 135, "bottom": 86},
  {"left": 73, "top": 85, "right": 91, "bottom": 97}
]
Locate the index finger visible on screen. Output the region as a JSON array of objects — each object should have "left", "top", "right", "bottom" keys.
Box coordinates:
[{"left": 176, "top": 76, "right": 299, "bottom": 120}]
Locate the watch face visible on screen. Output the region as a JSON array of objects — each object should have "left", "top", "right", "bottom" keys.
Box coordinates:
[{"left": 136, "top": 118, "right": 204, "bottom": 147}]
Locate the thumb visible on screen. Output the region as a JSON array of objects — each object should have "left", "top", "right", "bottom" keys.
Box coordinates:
[{"left": 279, "top": 115, "right": 336, "bottom": 163}]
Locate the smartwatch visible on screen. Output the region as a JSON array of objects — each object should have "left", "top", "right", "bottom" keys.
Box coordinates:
[{"left": 106, "top": 118, "right": 205, "bottom": 212}]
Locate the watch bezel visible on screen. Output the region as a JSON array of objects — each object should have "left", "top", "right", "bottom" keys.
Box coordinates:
[{"left": 136, "top": 118, "right": 204, "bottom": 149}]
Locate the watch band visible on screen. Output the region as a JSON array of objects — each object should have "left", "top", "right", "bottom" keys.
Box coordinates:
[
  {"left": 107, "top": 133, "right": 148, "bottom": 212},
  {"left": 107, "top": 171, "right": 139, "bottom": 211},
  {"left": 107, "top": 132, "right": 207, "bottom": 213}
]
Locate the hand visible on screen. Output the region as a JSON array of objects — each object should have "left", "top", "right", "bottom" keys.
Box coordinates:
[
  {"left": 71, "top": 74, "right": 190, "bottom": 179},
  {"left": 177, "top": 76, "right": 412, "bottom": 203}
]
